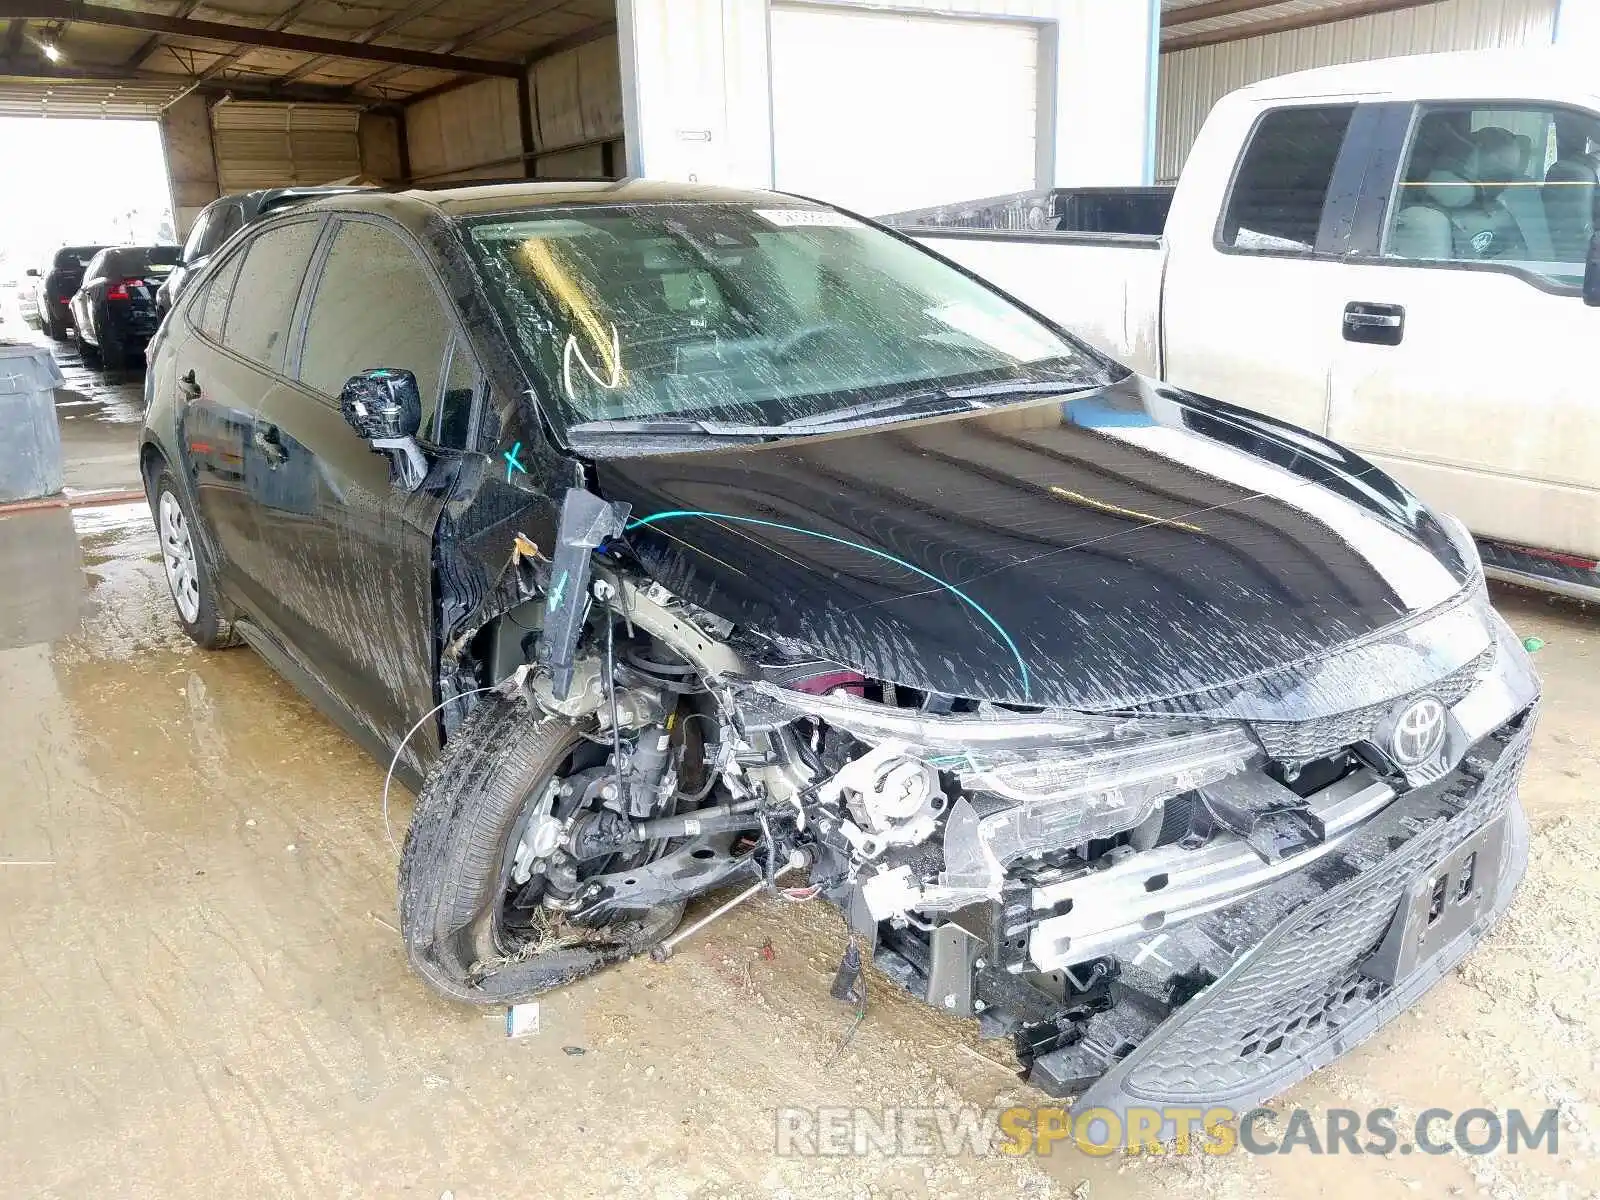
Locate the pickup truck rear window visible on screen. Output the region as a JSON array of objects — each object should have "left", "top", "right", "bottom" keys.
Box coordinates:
[{"left": 1221, "top": 106, "right": 1354, "bottom": 255}]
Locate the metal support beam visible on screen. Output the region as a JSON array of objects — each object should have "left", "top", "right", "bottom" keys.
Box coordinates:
[
  {"left": 0, "top": 1, "right": 524, "bottom": 76},
  {"left": 1160, "top": 0, "right": 1297, "bottom": 28},
  {"left": 0, "top": 55, "right": 392, "bottom": 106},
  {"left": 124, "top": 0, "right": 197, "bottom": 67},
  {"left": 189, "top": 0, "right": 320, "bottom": 87},
  {"left": 272, "top": 0, "right": 454, "bottom": 89},
  {"left": 1162, "top": 0, "right": 1444, "bottom": 50},
  {"left": 515, "top": 69, "right": 536, "bottom": 178},
  {"left": 345, "top": 0, "right": 572, "bottom": 94}
]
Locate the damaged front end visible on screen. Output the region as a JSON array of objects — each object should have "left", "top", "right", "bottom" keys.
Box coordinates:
[
  {"left": 434, "top": 483, "right": 1536, "bottom": 1113},
  {"left": 741, "top": 602, "right": 1537, "bottom": 1115}
]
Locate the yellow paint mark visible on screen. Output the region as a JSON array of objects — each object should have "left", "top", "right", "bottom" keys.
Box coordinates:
[
  {"left": 513, "top": 237, "right": 623, "bottom": 383},
  {"left": 1047, "top": 486, "right": 1204, "bottom": 534}
]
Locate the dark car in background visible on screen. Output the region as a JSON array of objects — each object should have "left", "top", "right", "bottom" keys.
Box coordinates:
[
  {"left": 34, "top": 245, "right": 108, "bottom": 339},
  {"left": 140, "top": 182, "right": 1537, "bottom": 1120},
  {"left": 71, "top": 245, "right": 181, "bottom": 369},
  {"left": 155, "top": 186, "right": 371, "bottom": 319}
]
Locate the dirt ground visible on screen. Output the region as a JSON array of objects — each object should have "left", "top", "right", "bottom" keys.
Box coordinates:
[{"left": 1, "top": 355, "right": 1596, "bottom": 1198}]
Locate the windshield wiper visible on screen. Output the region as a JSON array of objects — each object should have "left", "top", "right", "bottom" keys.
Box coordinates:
[
  {"left": 566, "top": 417, "right": 779, "bottom": 438},
  {"left": 567, "top": 380, "right": 1093, "bottom": 441},
  {"left": 774, "top": 378, "right": 1090, "bottom": 432}
]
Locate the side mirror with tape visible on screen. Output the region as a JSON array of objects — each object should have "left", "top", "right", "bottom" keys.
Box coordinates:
[{"left": 340, "top": 368, "right": 427, "bottom": 491}]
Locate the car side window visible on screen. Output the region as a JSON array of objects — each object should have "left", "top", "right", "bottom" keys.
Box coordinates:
[
  {"left": 1220, "top": 105, "right": 1355, "bottom": 254},
  {"left": 1383, "top": 103, "right": 1600, "bottom": 289},
  {"left": 211, "top": 202, "right": 246, "bottom": 252},
  {"left": 222, "top": 219, "right": 321, "bottom": 373},
  {"left": 195, "top": 250, "right": 246, "bottom": 342},
  {"left": 438, "top": 336, "right": 479, "bottom": 448},
  {"left": 298, "top": 219, "right": 452, "bottom": 435},
  {"left": 181, "top": 211, "right": 212, "bottom": 263}
]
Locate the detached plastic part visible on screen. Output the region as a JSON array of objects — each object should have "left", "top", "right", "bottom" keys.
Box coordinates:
[{"left": 539, "top": 488, "right": 630, "bottom": 700}]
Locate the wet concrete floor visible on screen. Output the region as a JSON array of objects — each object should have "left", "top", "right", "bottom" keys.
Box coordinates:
[{"left": 0, "top": 335, "right": 1596, "bottom": 1199}]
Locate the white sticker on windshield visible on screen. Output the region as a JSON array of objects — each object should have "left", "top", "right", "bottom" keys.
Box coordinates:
[{"left": 754, "top": 208, "right": 860, "bottom": 228}]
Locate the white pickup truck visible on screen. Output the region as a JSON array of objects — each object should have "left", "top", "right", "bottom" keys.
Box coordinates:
[{"left": 893, "top": 50, "right": 1600, "bottom": 602}]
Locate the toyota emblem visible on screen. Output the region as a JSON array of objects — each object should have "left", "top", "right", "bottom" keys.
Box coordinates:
[{"left": 1389, "top": 696, "right": 1447, "bottom": 766}]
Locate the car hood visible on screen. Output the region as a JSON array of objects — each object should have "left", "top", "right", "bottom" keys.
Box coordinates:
[{"left": 586, "top": 374, "right": 1476, "bottom": 711}]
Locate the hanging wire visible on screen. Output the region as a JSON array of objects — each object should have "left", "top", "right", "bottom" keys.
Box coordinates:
[{"left": 381, "top": 685, "right": 502, "bottom": 857}]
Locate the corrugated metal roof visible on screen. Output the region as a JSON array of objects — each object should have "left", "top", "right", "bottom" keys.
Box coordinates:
[
  {"left": 1157, "top": 0, "right": 1558, "bottom": 181},
  {"left": 0, "top": 2, "right": 618, "bottom": 105}
]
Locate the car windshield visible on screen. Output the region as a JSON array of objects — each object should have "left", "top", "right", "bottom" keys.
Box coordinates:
[{"left": 465, "top": 202, "right": 1119, "bottom": 431}]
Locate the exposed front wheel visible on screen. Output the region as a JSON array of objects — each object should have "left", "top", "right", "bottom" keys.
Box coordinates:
[
  {"left": 399, "top": 695, "right": 686, "bottom": 1006},
  {"left": 152, "top": 470, "right": 239, "bottom": 650}
]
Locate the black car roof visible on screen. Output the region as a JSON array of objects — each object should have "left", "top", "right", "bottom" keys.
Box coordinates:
[{"left": 296, "top": 178, "right": 824, "bottom": 223}]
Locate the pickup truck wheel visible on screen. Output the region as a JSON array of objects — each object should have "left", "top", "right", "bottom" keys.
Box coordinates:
[
  {"left": 43, "top": 309, "right": 67, "bottom": 340},
  {"left": 151, "top": 470, "right": 240, "bottom": 650},
  {"left": 398, "top": 695, "right": 685, "bottom": 1006}
]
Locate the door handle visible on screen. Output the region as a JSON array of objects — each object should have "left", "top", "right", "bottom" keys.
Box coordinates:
[
  {"left": 1343, "top": 302, "right": 1405, "bottom": 345},
  {"left": 253, "top": 424, "right": 287, "bottom": 467},
  {"left": 178, "top": 368, "right": 202, "bottom": 400}
]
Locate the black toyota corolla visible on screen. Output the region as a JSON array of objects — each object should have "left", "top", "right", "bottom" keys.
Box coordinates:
[{"left": 140, "top": 181, "right": 1538, "bottom": 1117}]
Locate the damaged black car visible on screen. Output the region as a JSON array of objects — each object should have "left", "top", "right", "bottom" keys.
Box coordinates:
[{"left": 139, "top": 181, "right": 1539, "bottom": 1119}]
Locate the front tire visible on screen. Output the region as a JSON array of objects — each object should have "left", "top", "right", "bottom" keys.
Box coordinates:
[
  {"left": 399, "top": 695, "right": 684, "bottom": 1006},
  {"left": 151, "top": 469, "right": 239, "bottom": 650}
]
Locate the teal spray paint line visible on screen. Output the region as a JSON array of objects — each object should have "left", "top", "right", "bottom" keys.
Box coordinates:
[{"left": 624, "top": 509, "right": 1031, "bottom": 699}]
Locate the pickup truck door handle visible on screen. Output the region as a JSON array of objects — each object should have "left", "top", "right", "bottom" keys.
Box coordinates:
[
  {"left": 1343, "top": 302, "right": 1405, "bottom": 345},
  {"left": 178, "top": 369, "right": 202, "bottom": 400},
  {"left": 253, "top": 423, "right": 288, "bottom": 467}
]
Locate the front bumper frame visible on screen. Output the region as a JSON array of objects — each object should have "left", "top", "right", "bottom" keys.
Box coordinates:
[{"left": 1027, "top": 616, "right": 1539, "bottom": 1114}]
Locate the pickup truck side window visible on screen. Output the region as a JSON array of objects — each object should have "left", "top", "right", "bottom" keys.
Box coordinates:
[
  {"left": 1383, "top": 104, "right": 1600, "bottom": 290},
  {"left": 1220, "top": 105, "right": 1355, "bottom": 254}
]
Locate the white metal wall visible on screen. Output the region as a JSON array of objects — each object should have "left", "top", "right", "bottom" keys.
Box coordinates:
[
  {"left": 618, "top": 0, "right": 1159, "bottom": 201},
  {"left": 1157, "top": 0, "right": 1559, "bottom": 182}
]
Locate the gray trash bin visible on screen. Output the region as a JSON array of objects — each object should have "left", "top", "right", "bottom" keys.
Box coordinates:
[{"left": 0, "top": 342, "right": 67, "bottom": 503}]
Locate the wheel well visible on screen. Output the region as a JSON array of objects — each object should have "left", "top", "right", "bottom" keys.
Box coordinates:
[{"left": 139, "top": 443, "right": 167, "bottom": 500}]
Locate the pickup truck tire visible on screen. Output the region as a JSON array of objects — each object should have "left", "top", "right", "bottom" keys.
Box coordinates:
[
  {"left": 43, "top": 309, "right": 67, "bottom": 341},
  {"left": 398, "top": 695, "right": 685, "bottom": 1006},
  {"left": 152, "top": 469, "right": 241, "bottom": 651}
]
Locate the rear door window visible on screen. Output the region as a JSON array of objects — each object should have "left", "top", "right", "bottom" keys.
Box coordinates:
[
  {"left": 1220, "top": 105, "right": 1356, "bottom": 254},
  {"left": 221, "top": 219, "right": 321, "bottom": 373},
  {"left": 194, "top": 250, "right": 246, "bottom": 341},
  {"left": 298, "top": 219, "right": 452, "bottom": 435}
]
